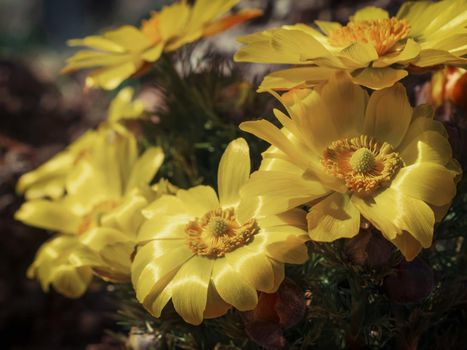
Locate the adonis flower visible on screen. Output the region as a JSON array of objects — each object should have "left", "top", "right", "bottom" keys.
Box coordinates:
[
  {"left": 132, "top": 138, "right": 309, "bottom": 325},
  {"left": 235, "top": 0, "right": 467, "bottom": 90},
  {"left": 16, "top": 129, "right": 164, "bottom": 297},
  {"left": 62, "top": 0, "right": 262, "bottom": 90},
  {"left": 16, "top": 87, "right": 144, "bottom": 200},
  {"left": 240, "top": 73, "right": 461, "bottom": 261}
]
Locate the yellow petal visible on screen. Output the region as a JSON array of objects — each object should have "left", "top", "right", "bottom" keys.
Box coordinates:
[
  {"left": 351, "top": 67, "right": 408, "bottom": 90},
  {"left": 52, "top": 265, "right": 93, "bottom": 299},
  {"left": 67, "top": 36, "right": 125, "bottom": 52},
  {"left": 142, "top": 194, "right": 185, "bottom": 219},
  {"left": 240, "top": 120, "right": 309, "bottom": 169},
  {"left": 239, "top": 170, "right": 329, "bottom": 217},
  {"left": 397, "top": 0, "right": 466, "bottom": 39},
  {"left": 132, "top": 241, "right": 193, "bottom": 303},
  {"left": 399, "top": 130, "right": 452, "bottom": 166},
  {"left": 414, "top": 48, "right": 467, "bottom": 67},
  {"left": 101, "top": 194, "right": 147, "bottom": 234},
  {"left": 217, "top": 138, "right": 251, "bottom": 208},
  {"left": 141, "top": 42, "right": 164, "bottom": 62},
  {"left": 235, "top": 27, "right": 329, "bottom": 64},
  {"left": 126, "top": 147, "right": 164, "bottom": 193},
  {"left": 314, "top": 20, "right": 342, "bottom": 35},
  {"left": 307, "top": 193, "right": 360, "bottom": 242},
  {"left": 225, "top": 246, "right": 274, "bottom": 293},
  {"left": 185, "top": 0, "right": 239, "bottom": 37},
  {"left": 338, "top": 42, "right": 379, "bottom": 67},
  {"left": 373, "top": 39, "right": 421, "bottom": 68},
  {"left": 171, "top": 256, "right": 214, "bottom": 325},
  {"left": 146, "top": 279, "right": 174, "bottom": 318},
  {"left": 15, "top": 200, "right": 79, "bottom": 233},
  {"left": 257, "top": 208, "right": 307, "bottom": 230},
  {"left": 277, "top": 87, "right": 341, "bottom": 155},
  {"left": 212, "top": 258, "right": 258, "bottom": 311},
  {"left": 102, "top": 25, "right": 152, "bottom": 52},
  {"left": 99, "top": 241, "right": 134, "bottom": 276},
  {"left": 80, "top": 226, "right": 130, "bottom": 252},
  {"left": 351, "top": 190, "right": 401, "bottom": 240},
  {"left": 107, "top": 87, "right": 144, "bottom": 123},
  {"left": 260, "top": 228, "right": 309, "bottom": 264},
  {"left": 16, "top": 152, "right": 74, "bottom": 199},
  {"left": 363, "top": 83, "right": 412, "bottom": 147},
  {"left": 63, "top": 51, "right": 131, "bottom": 71},
  {"left": 352, "top": 188, "right": 435, "bottom": 247},
  {"left": 203, "top": 282, "right": 231, "bottom": 319},
  {"left": 85, "top": 61, "right": 140, "bottom": 90},
  {"left": 396, "top": 1, "right": 430, "bottom": 37},
  {"left": 158, "top": 2, "right": 191, "bottom": 42},
  {"left": 390, "top": 231, "right": 423, "bottom": 262},
  {"left": 258, "top": 66, "right": 336, "bottom": 92},
  {"left": 350, "top": 6, "right": 389, "bottom": 22},
  {"left": 319, "top": 71, "right": 368, "bottom": 139},
  {"left": 392, "top": 163, "right": 457, "bottom": 206},
  {"left": 137, "top": 214, "right": 190, "bottom": 242},
  {"left": 269, "top": 259, "right": 285, "bottom": 290},
  {"left": 176, "top": 186, "right": 219, "bottom": 217}
]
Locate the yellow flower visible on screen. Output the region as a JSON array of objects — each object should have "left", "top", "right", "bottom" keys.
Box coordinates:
[
  {"left": 132, "top": 138, "right": 308, "bottom": 325},
  {"left": 16, "top": 87, "right": 144, "bottom": 200},
  {"left": 27, "top": 235, "right": 94, "bottom": 298},
  {"left": 63, "top": 0, "right": 262, "bottom": 90},
  {"left": 16, "top": 128, "right": 164, "bottom": 296},
  {"left": 240, "top": 72, "right": 461, "bottom": 261},
  {"left": 235, "top": 0, "right": 467, "bottom": 90}
]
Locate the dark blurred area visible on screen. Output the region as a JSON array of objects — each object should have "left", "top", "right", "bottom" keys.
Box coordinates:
[{"left": 3, "top": 0, "right": 444, "bottom": 349}]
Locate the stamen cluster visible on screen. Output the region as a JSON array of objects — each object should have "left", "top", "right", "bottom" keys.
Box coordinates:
[
  {"left": 322, "top": 135, "right": 403, "bottom": 195},
  {"left": 328, "top": 17, "right": 410, "bottom": 56},
  {"left": 185, "top": 208, "right": 259, "bottom": 258}
]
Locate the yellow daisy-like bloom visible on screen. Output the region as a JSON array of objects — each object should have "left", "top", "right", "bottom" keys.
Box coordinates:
[
  {"left": 240, "top": 73, "right": 461, "bottom": 261},
  {"left": 132, "top": 138, "right": 309, "bottom": 325},
  {"left": 235, "top": 0, "right": 467, "bottom": 90},
  {"left": 16, "top": 87, "right": 144, "bottom": 200},
  {"left": 62, "top": 0, "right": 262, "bottom": 90},
  {"left": 17, "top": 128, "right": 164, "bottom": 297}
]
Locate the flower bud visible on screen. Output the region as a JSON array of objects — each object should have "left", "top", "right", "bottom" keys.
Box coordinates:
[
  {"left": 384, "top": 259, "right": 434, "bottom": 303},
  {"left": 243, "top": 279, "right": 305, "bottom": 349}
]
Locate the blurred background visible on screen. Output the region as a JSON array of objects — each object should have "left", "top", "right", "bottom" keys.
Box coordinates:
[{"left": 0, "top": 0, "right": 402, "bottom": 349}]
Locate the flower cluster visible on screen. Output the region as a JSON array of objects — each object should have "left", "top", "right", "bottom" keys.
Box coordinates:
[{"left": 15, "top": 0, "right": 464, "bottom": 330}]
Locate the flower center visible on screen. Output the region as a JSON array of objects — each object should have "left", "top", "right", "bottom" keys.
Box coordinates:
[
  {"left": 322, "top": 135, "right": 403, "bottom": 195},
  {"left": 349, "top": 147, "right": 375, "bottom": 173},
  {"left": 328, "top": 17, "right": 410, "bottom": 56},
  {"left": 185, "top": 208, "right": 259, "bottom": 258},
  {"left": 77, "top": 200, "right": 119, "bottom": 234}
]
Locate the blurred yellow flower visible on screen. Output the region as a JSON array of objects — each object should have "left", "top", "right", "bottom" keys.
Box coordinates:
[
  {"left": 235, "top": 0, "right": 467, "bottom": 90},
  {"left": 27, "top": 235, "right": 94, "bottom": 298},
  {"left": 240, "top": 72, "right": 461, "bottom": 261},
  {"left": 16, "top": 87, "right": 144, "bottom": 200},
  {"left": 63, "top": 0, "right": 262, "bottom": 90},
  {"left": 16, "top": 129, "right": 164, "bottom": 297},
  {"left": 132, "top": 138, "right": 308, "bottom": 325}
]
